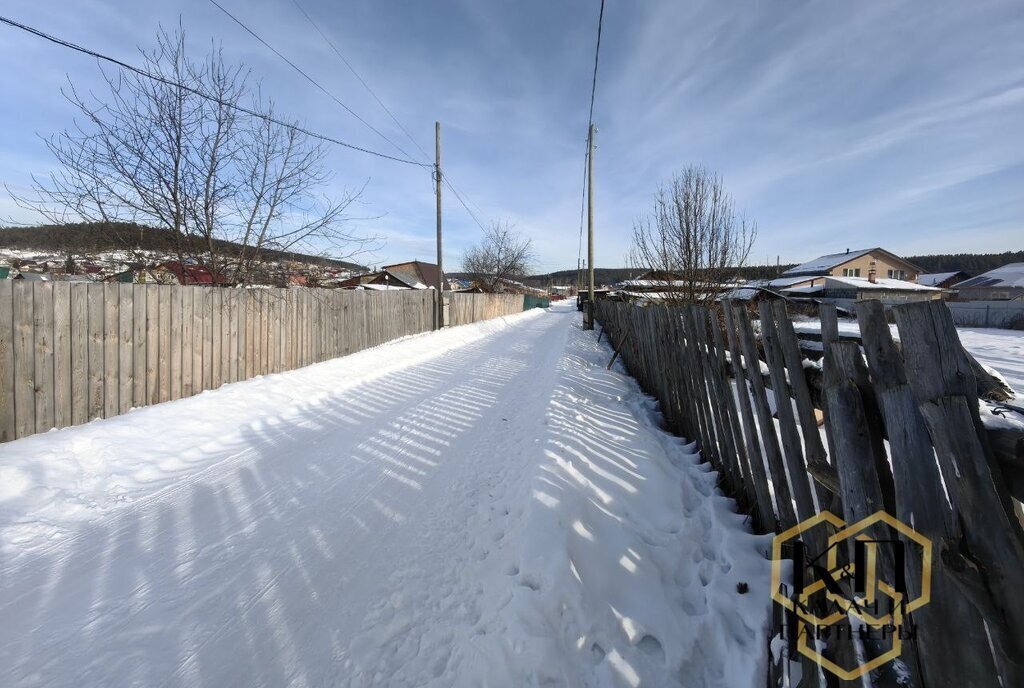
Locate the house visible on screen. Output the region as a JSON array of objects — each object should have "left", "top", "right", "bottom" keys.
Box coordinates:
[
  {"left": 918, "top": 271, "right": 969, "bottom": 289},
  {"left": 0, "top": 266, "right": 9, "bottom": 279},
  {"left": 381, "top": 260, "right": 448, "bottom": 290},
  {"left": 783, "top": 248, "right": 922, "bottom": 283},
  {"left": 150, "top": 261, "right": 230, "bottom": 286},
  {"left": 779, "top": 275, "right": 943, "bottom": 305},
  {"left": 953, "top": 263, "right": 1024, "bottom": 301},
  {"left": 338, "top": 269, "right": 417, "bottom": 290}
]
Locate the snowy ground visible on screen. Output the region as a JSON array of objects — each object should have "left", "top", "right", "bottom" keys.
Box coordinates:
[
  {"left": 0, "top": 302, "right": 771, "bottom": 687},
  {"left": 792, "top": 319, "right": 1024, "bottom": 397}
]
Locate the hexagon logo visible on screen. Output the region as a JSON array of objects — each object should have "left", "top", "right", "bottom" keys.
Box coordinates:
[{"left": 770, "top": 510, "right": 931, "bottom": 681}]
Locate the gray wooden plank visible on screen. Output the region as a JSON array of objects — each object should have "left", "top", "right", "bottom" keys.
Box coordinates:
[
  {"left": 133, "top": 285, "right": 147, "bottom": 407},
  {"left": 758, "top": 300, "right": 815, "bottom": 521},
  {"left": 733, "top": 303, "right": 796, "bottom": 529},
  {"left": 86, "top": 284, "right": 105, "bottom": 421},
  {"left": 103, "top": 282, "right": 119, "bottom": 418},
  {"left": 158, "top": 287, "right": 171, "bottom": 402},
  {"left": 857, "top": 299, "right": 1001, "bottom": 686},
  {"left": 69, "top": 285, "right": 89, "bottom": 427},
  {"left": 169, "top": 286, "right": 182, "bottom": 401},
  {"left": 180, "top": 287, "right": 194, "bottom": 398},
  {"left": 0, "top": 281, "right": 14, "bottom": 441},
  {"left": 211, "top": 288, "right": 222, "bottom": 388},
  {"left": 192, "top": 288, "right": 205, "bottom": 393},
  {"left": 13, "top": 281, "right": 35, "bottom": 438},
  {"left": 32, "top": 282, "right": 55, "bottom": 434},
  {"left": 117, "top": 283, "right": 133, "bottom": 414},
  {"left": 145, "top": 285, "right": 159, "bottom": 406},
  {"left": 52, "top": 282, "right": 73, "bottom": 430}
]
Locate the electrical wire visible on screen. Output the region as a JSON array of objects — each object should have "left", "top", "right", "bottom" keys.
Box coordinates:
[
  {"left": 576, "top": 0, "right": 606, "bottom": 283},
  {"left": 289, "top": 0, "right": 432, "bottom": 165},
  {"left": 208, "top": 0, "right": 417, "bottom": 162},
  {"left": 0, "top": 14, "right": 430, "bottom": 167},
  {"left": 284, "top": 0, "right": 496, "bottom": 233}
]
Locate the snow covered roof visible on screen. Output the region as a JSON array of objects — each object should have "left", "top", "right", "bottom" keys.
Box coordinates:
[
  {"left": 956, "top": 263, "right": 1024, "bottom": 289},
  {"left": 767, "top": 275, "right": 821, "bottom": 288},
  {"left": 616, "top": 279, "right": 689, "bottom": 288},
  {"left": 358, "top": 283, "right": 409, "bottom": 291},
  {"left": 918, "top": 271, "right": 962, "bottom": 286},
  {"left": 717, "top": 286, "right": 786, "bottom": 301},
  {"left": 783, "top": 248, "right": 876, "bottom": 276},
  {"left": 823, "top": 276, "right": 940, "bottom": 292}
]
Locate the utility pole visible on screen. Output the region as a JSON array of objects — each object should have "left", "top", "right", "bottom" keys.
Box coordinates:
[
  {"left": 435, "top": 121, "right": 443, "bottom": 329},
  {"left": 585, "top": 123, "right": 596, "bottom": 330}
]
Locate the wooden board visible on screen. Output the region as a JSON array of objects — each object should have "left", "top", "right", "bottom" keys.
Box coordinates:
[
  {"left": 133, "top": 285, "right": 147, "bottom": 407},
  {"left": 32, "top": 282, "right": 55, "bottom": 434},
  {"left": 118, "top": 284, "right": 133, "bottom": 415},
  {"left": 103, "top": 283, "right": 119, "bottom": 418},
  {"left": 52, "top": 282, "right": 73, "bottom": 430}
]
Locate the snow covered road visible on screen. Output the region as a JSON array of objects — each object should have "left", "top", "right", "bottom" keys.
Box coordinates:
[{"left": 0, "top": 302, "right": 770, "bottom": 687}]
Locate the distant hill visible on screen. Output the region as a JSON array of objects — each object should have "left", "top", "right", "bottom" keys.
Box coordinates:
[{"left": 0, "top": 222, "right": 367, "bottom": 271}]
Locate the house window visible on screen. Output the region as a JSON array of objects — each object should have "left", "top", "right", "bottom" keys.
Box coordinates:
[
  {"left": 991, "top": 291, "right": 1010, "bottom": 301},
  {"left": 887, "top": 269, "right": 906, "bottom": 280},
  {"left": 842, "top": 268, "right": 861, "bottom": 277}
]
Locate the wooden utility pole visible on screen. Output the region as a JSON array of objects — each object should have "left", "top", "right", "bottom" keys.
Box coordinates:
[
  {"left": 435, "top": 121, "right": 443, "bottom": 329},
  {"left": 585, "top": 123, "right": 596, "bottom": 329}
]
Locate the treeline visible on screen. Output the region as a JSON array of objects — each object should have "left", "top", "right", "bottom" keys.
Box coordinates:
[
  {"left": 0, "top": 223, "right": 366, "bottom": 271},
  {"left": 525, "top": 250, "right": 1023, "bottom": 286},
  {"left": 903, "top": 251, "right": 1024, "bottom": 276}
]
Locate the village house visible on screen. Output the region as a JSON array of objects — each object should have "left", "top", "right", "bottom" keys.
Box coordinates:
[
  {"left": 340, "top": 260, "right": 449, "bottom": 291},
  {"left": 779, "top": 275, "right": 943, "bottom": 307},
  {"left": 782, "top": 247, "right": 922, "bottom": 283},
  {"left": 952, "top": 263, "right": 1024, "bottom": 301}
]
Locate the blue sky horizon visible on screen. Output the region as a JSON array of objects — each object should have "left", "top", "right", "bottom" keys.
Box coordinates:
[{"left": 1, "top": 0, "right": 1021, "bottom": 274}]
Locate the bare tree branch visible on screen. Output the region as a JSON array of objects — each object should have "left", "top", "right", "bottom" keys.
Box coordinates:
[
  {"left": 628, "top": 166, "right": 756, "bottom": 306},
  {"left": 9, "top": 26, "right": 372, "bottom": 285},
  {"left": 462, "top": 220, "right": 535, "bottom": 293}
]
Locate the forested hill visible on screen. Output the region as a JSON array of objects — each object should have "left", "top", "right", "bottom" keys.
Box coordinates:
[
  {"left": 904, "top": 251, "right": 1024, "bottom": 275},
  {"left": 0, "top": 222, "right": 367, "bottom": 271}
]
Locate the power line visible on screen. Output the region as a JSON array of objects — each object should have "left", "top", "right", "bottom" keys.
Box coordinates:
[
  {"left": 576, "top": 0, "right": 606, "bottom": 278},
  {"left": 586, "top": 0, "right": 606, "bottom": 139},
  {"left": 443, "top": 177, "right": 488, "bottom": 233},
  {"left": 289, "top": 0, "right": 432, "bottom": 164},
  {"left": 0, "top": 14, "right": 429, "bottom": 167},
  {"left": 286, "top": 0, "right": 495, "bottom": 235},
  {"left": 229, "top": 0, "right": 495, "bottom": 235},
  {"left": 208, "top": 0, "right": 416, "bottom": 162}
]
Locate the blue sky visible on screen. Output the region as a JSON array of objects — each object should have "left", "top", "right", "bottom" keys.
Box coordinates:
[{"left": 1, "top": 0, "right": 1021, "bottom": 273}]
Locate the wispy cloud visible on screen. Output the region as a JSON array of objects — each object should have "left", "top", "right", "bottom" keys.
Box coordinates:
[{"left": 0, "top": 0, "right": 1020, "bottom": 271}]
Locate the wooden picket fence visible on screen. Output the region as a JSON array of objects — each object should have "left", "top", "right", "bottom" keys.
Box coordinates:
[
  {"left": 595, "top": 298, "right": 1024, "bottom": 688},
  {"left": 0, "top": 283, "right": 435, "bottom": 443}
]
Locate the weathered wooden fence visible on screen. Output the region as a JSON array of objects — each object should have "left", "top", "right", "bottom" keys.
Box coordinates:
[
  {"left": 448, "top": 292, "right": 525, "bottom": 326},
  {"left": 595, "top": 298, "right": 1024, "bottom": 688},
  {"left": 0, "top": 283, "right": 435, "bottom": 443}
]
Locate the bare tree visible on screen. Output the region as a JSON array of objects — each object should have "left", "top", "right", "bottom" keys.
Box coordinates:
[
  {"left": 9, "top": 27, "right": 371, "bottom": 285},
  {"left": 629, "top": 166, "right": 756, "bottom": 305},
  {"left": 462, "top": 221, "right": 535, "bottom": 292}
]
